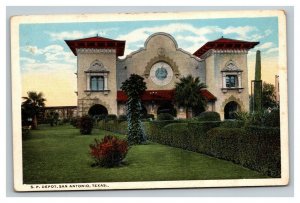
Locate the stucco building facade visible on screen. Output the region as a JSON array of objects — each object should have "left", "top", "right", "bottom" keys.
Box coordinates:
[{"left": 65, "top": 32, "right": 258, "bottom": 120}]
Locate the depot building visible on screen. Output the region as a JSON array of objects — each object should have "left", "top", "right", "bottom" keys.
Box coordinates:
[{"left": 65, "top": 32, "right": 258, "bottom": 120}]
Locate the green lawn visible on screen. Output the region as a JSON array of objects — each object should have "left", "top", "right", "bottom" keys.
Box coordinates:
[{"left": 22, "top": 124, "right": 267, "bottom": 184}]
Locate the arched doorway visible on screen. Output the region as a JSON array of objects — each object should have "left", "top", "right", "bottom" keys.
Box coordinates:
[
  {"left": 88, "top": 104, "right": 108, "bottom": 118},
  {"left": 157, "top": 102, "right": 177, "bottom": 117},
  {"left": 224, "top": 101, "right": 240, "bottom": 119}
]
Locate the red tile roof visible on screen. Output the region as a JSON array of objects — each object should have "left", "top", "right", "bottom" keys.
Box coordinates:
[
  {"left": 117, "top": 89, "right": 216, "bottom": 102},
  {"left": 65, "top": 36, "right": 126, "bottom": 56},
  {"left": 193, "top": 37, "right": 259, "bottom": 58}
]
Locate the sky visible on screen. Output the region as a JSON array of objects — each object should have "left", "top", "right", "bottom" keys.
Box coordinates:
[{"left": 19, "top": 16, "right": 279, "bottom": 106}]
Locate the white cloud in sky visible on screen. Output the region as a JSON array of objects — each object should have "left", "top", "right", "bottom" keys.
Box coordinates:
[
  {"left": 117, "top": 23, "right": 268, "bottom": 56},
  {"left": 257, "top": 42, "right": 274, "bottom": 49},
  {"left": 46, "top": 28, "right": 119, "bottom": 41}
]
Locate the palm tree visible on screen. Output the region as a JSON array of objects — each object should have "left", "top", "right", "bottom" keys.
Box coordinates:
[
  {"left": 174, "top": 75, "right": 207, "bottom": 118},
  {"left": 22, "top": 91, "right": 46, "bottom": 129}
]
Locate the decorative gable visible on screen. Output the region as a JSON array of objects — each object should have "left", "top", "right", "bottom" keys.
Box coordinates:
[
  {"left": 222, "top": 60, "right": 243, "bottom": 72},
  {"left": 85, "top": 60, "right": 109, "bottom": 73}
]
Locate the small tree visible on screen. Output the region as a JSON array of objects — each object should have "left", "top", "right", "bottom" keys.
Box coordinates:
[
  {"left": 174, "top": 75, "right": 207, "bottom": 118},
  {"left": 262, "top": 82, "right": 278, "bottom": 109},
  {"left": 22, "top": 91, "right": 46, "bottom": 129},
  {"left": 121, "top": 74, "right": 147, "bottom": 145}
]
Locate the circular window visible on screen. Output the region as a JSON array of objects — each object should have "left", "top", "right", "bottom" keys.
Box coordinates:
[{"left": 149, "top": 62, "right": 173, "bottom": 86}]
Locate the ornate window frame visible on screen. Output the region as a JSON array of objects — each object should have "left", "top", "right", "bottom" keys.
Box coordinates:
[
  {"left": 84, "top": 60, "right": 110, "bottom": 94},
  {"left": 221, "top": 60, "right": 243, "bottom": 93}
]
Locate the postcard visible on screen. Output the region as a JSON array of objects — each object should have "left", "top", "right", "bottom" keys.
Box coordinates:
[{"left": 11, "top": 10, "right": 288, "bottom": 191}]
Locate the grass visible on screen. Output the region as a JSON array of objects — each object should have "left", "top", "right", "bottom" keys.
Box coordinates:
[{"left": 22, "top": 124, "right": 267, "bottom": 184}]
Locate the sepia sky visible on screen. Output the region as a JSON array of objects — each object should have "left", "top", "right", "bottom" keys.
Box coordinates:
[{"left": 19, "top": 17, "right": 279, "bottom": 106}]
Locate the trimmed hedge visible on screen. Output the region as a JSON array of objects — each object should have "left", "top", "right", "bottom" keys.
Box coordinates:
[
  {"left": 205, "top": 127, "right": 280, "bottom": 177},
  {"left": 220, "top": 120, "right": 244, "bottom": 128},
  {"left": 98, "top": 120, "right": 128, "bottom": 135},
  {"left": 157, "top": 113, "right": 174, "bottom": 121},
  {"left": 195, "top": 111, "right": 221, "bottom": 122}
]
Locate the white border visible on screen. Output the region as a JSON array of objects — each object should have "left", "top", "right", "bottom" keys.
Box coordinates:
[{"left": 10, "top": 9, "right": 289, "bottom": 192}]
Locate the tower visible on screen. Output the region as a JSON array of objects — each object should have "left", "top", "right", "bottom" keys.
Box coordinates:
[{"left": 65, "top": 36, "right": 125, "bottom": 117}]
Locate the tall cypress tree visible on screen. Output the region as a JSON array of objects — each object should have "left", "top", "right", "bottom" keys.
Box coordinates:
[
  {"left": 253, "top": 50, "right": 262, "bottom": 112},
  {"left": 121, "top": 74, "right": 147, "bottom": 145}
]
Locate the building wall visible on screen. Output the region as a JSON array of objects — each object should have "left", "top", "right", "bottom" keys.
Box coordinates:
[
  {"left": 117, "top": 33, "right": 202, "bottom": 90},
  {"left": 206, "top": 52, "right": 249, "bottom": 120},
  {"left": 77, "top": 50, "right": 118, "bottom": 116}
]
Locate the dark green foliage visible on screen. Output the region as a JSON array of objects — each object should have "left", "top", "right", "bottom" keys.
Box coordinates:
[
  {"left": 262, "top": 82, "right": 278, "bottom": 109},
  {"left": 22, "top": 91, "right": 46, "bottom": 129},
  {"left": 47, "top": 111, "right": 59, "bottom": 127},
  {"left": 253, "top": 50, "right": 262, "bottom": 112},
  {"left": 144, "top": 121, "right": 220, "bottom": 153},
  {"left": 144, "top": 120, "right": 280, "bottom": 177},
  {"left": 157, "top": 113, "right": 174, "bottom": 121},
  {"left": 98, "top": 120, "right": 128, "bottom": 135},
  {"left": 195, "top": 111, "right": 221, "bottom": 122},
  {"left": 264, "top": 108, "right": 280, "bottom": 127},
  {"left": 141, "top": 113, "right": 155, "bottom": 120},
  {"left": 174, "top": 75, "right": 207, "bottom": 118},
  {"left": 105, "top": 114, "right": 117, "bottom": 122},
  {"left": 118, "top": 115, "right": 127, "bottom": 122},
  {"left": 22, "top": 126, "right": 31, "bottom": 140},
  {"left": 121, "top": 74, "right": 147, "bottom": 145},
  {"left": 220, "top": 120, "right": 244, "bottom": 128},
  {"left": 79, "top": 115, "right": 94, "bottom": 135},
  {"left": 205, "top": 127, "right": 280, "bottom": 177},
  {"left": 70, "top": 117, "right": 81, "bottom": 128}
]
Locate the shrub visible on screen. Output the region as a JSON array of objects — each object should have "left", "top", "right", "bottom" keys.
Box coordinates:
[
  {"left": 205, "top": 127, "right": 281, "bottom": 177},
  {"left": 118, "top": 115, "right": 127, "bottom": 122},
  {"left": 263, "top": 108, "right": 280, "bottom": 127},
  {"left": 79, "top": 115, "right": 94, "bottom": 135},
  {"left": 89, "top": 135, "right": 129, "bottom": 168},
  {"left": 220, "top": 120, "right": 244, "bottom": 128},
  {"left": 141, "top": 113, "right": 155, "bottom": 120},
  {"left": 157, "top": 113, "right": 174, "bottom": 121},
  {"left": 145, "top": 121, "right": 220, "bottom": 152},
  {"left": 105, "top": 114, "right": 117, "bottom": 122},
  {"left": 70, "top": 117, "right": 81, "bottom": 128},
  {"left": 195, "top": 111, "right": 221, "bottom": 122},
  {"left": 22, "top": 126, "right": 31, "bottom": 140}
]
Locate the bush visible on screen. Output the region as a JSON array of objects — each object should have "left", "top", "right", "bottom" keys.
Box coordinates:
[
  {"left": 220, "top": 120, "right": 244, "bottom": 128},
  {"left": 157, "top": 113, "right": 174, "bottom": 121},
  {"left": 79, "top": 115, "right": 94, "bottom": 135},
  {"left": 105, "top": 114, "right": 117, "bottom": 122},
  {"left": 70, "top": 117, "right": 81, "bottom": 128},
  {"left": 89, "top": 135, "right": 129, "bottom": 167},
  {"left": 141, "top": 113, "right": 155, "bottom": 120},
  {"left": 22, "top": 126, "right": 31, "bottom": 140},
  {"left": 195, "top": 111, "right": 221, "bottom": 122},
  {"left": 145, "top": 121, "right": 220, "bottom": 152},
  {"left": 118, "top": 115, "right": 127, "bottom": 122},
  {"left": 205, "top": 127, "right": 281, "bottom": 177},
  {"left": 264, "top": 108, "right": 280, "bottom": 127}
]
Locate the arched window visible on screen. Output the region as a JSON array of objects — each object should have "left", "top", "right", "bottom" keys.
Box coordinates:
[{"left": 85, "top": 60, "right": 109, "bottom": 92}]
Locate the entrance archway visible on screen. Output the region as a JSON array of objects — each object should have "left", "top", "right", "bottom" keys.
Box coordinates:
[
  {"left": 88, "top": 104, "right": 108, "bottom": 118},
  {"left": 224, "top": 101, "right": 240, "bottom": 119},
  {"left": 157, "top": 102, "right": 177, "bottom": 117}
]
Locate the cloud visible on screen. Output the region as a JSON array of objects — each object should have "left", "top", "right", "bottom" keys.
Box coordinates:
[
  {"left": 257, "top": 42, "right": 274, "bottom": 49},
  {"left": 117, "top": 23, "right": 271, "bottom": 56},
  {"left": 222, "top": 26, "right": 257, "bottom": 39},
  {"left": 46, "top": 28, "right": 118, "bottom": 41},
  {"left": 21, "top": 44, "right": 76, "bottom": 67},
  {"left": 265, "top": 47, "right": 279, "bottom": 54}
]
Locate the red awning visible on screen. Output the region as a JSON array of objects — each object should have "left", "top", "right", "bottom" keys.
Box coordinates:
[{"left": 117, "top": 89, "right": 216, "bottom": 102}]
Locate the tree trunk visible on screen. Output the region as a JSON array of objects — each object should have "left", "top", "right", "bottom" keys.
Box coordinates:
[
  {"left": 32, "top": 114, "right": 38, "bottom": 129},
  {"left": 186, "top": 107, "right": 189, "bottom": 119}
]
